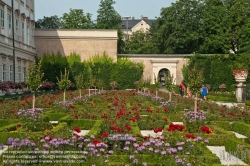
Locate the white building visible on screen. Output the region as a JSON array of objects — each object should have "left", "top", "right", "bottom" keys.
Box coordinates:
[
  {"left": 0, "top": 0, "right": 36, "bottom": 83},
  {"left": 120, "top": 17, "right": 156, "bottom": 40}
]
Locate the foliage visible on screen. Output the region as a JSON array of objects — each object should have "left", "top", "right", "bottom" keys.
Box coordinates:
[
  {"left": 95, "top": 0, "right": 122, "bottom": 29},
  {"left": 183, "top": 54, "right": 250, "bottom": 91},
  {"left": 117, "top": 28, "right": 125, "bottom": 54},
  {"left": 38, "top": 52, "right": 70, "bottom": 86},
  {"left": 124, "top": 31, "right": 158, "bottom": 54},
  {"left": 110, "top": 57, "right": 144, "bottom": 89},
  {"left": 61, "top": 8, "right": 94, "bottom": 29},
  {"left": 164, "top": 74, "right": 175, "bottom": 92},
  {"left": 57, "top": 68, "right": 71, "bottom": 91},
  {"left": 74, "top": 73, "right": 85, "bottom": 90},
  {"left": 152, "top": 0, "right": 250, "bottom": 54},
  {"left": 183, "top": 63, "right": 204, "bottom": 95},
  {"left": 26, "top": 60, "right": 44, "bottom": 93},
  {"left": 88, "top": 53, "right": 114, "bottom": 89},
  {"left": 66, "top": 52, "right": 81, "bottom": 66},
  {"left": 35, "top": 15, "right": 62, "bottom": 29}
]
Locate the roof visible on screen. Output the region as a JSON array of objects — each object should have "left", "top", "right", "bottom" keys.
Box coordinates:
[{"left": 120, "top": 19, "right": 156, "bottom": 30}]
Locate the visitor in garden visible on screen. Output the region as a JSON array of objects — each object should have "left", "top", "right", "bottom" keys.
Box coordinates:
[
  {"left": 179, "top": 81, "right": 185, "bottom": 97},
  {"left": 187, "top": 87, "right": 192, "bottom": 98},
  {"left": 201, "top": 84, "right": 208, "bottom": 100}
]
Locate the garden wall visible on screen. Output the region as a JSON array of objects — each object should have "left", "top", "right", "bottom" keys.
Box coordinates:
[{"left": 34, "top": 29, "right": 118, "bottom": 62}]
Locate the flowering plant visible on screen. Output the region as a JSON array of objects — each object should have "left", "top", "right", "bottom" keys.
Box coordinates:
[
  {"left": 39, "top": 81, "right": 55, "bottom": 91},
  {"left": 232, "top": 69, "right": 248, "bottom": 77},
  {"left": 17, "top": 108, "right": 53, "bottom": 132},
  {"left": 183, "top": 111, "right": 206, "bottom": 133}
]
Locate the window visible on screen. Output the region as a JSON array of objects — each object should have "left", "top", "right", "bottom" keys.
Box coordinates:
[
  {"left": 10, "top": 65, "right": 14, "bottom": 81},
  {"left": 30, "top": 28, "right": 33, "bottom": 44},
  {"left": 22, "top": 22, "right": 24, "bottom": 43},
  {"left": 18, "top": 66, "right": 21, "bottom": 82},
  {"left": 27, "top": 26, "right": 29, "bottom": 45},
  {"left": 2, "top": 64, "right": 6, "bottom": 81},
  {"left": 0, "top": 10, "right": 4, "bottom": 34},
  {"left": 23, "top": 67, "right": 26, "bottom": 81},
  {"left": 8, "top": 14, "right": 12, "bottom": 37},
  {"left": 16, "top": 19, "right": 19, "bottom": 40}
]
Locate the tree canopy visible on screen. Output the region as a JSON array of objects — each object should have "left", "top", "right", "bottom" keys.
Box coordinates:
[
  {"left": 35, "top": 15, "right": 62, "bottom": 29},
  {"left": 95, "top": 0, "right": 122, "bottom": 29},
  {"left": 61, "top": 9, "right": 94, "bottom": 29}
]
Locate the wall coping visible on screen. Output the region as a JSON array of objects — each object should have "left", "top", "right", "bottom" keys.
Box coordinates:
[{"left": 34, "top": 29, "right": 118, "bottom": 40}]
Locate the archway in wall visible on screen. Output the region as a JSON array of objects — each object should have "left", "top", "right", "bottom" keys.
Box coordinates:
[{"left": 158, "top": 68, "right": 170, "bottom": 86}]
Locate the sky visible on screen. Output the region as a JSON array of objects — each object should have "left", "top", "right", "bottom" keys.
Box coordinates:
[{"left": 35, "top": 0, "right": 177, "bottom": 21}]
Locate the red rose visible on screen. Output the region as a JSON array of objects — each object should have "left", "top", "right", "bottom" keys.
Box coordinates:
[
  {"left": 93, "top": 140, "right": 101, "bottom": 145},
  {"left": 73, "top": 127, "right": 81, "bottom": 133},
  {"left": 102, "top": 132, "right": 108, "bottom": 138},
  {"left": 70, "top": 105, "right": 75, "bottom": 109}
]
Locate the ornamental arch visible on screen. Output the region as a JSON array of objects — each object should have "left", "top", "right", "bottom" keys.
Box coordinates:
[{"left": 118, "top": 54, "right": 190, "bottom": 85}]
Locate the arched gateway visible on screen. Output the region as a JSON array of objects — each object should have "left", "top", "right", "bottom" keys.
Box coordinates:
[{"left": 118, "top": 54, "right": 191, "bottom": 85}]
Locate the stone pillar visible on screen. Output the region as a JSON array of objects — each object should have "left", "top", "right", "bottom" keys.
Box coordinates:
[
  {"left": 233, "top": 70, "right": 248, "bottom": 103},
  {"left": 235, "top": 83, "right": 246, "bottom": 103}
]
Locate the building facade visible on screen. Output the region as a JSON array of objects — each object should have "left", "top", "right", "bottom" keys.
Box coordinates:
[
  {"left": 120, "top": 17, "right": 155, "bottom": 40},
  {"left": 0, "top": 0, "right": 36, "bottom": 82}
]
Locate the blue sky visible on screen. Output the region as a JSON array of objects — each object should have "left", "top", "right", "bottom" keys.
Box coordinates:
[{"left": 35, "top": 0, "right": 177, "bottom": 21}]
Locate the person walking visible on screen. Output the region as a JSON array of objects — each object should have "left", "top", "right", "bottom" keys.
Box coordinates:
[
  {"left": 179, "top": 81, "right": 185, "bottom": 97},
  {"left": 201, "top": 84, "right": 208, "bottom": 100}
]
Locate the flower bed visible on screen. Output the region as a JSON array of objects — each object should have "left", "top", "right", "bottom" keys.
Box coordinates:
[{"left": 0, "top": 89, "right": 249, "bottom": 165}]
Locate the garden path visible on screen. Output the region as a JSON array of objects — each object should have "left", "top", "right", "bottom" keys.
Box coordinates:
[
  {"left": 0, "top": 145, "right": 8, "bottom": 156},
  {"left": 206, "top": 146, "right": 247, "bottom": 165}
]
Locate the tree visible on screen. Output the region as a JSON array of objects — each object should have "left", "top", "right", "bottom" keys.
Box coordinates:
[
  {"left": 61, "top": 9, "right": 94, "bottom": 29},
  {"left": 223, "top": 0, "right": 250, "bottom": 54},
  {"left": 74, "top": 73, "right": 85, "bottom": 98},
  {"left": 199, "top": 0, "right": 231, "bottom": 54},
  {"left": 57, "top": 68, "right": 71, "bottom": 104},
  {"left": 164, "top": 74, "right": 175, "bottom": 101},
  {"left": 96, "top": 0, "right": 122, "bottom": 29},
  {"left": 238, "top": 18, "right": 250, "bottom": 54},
  {"left": 35, "top": 15, "right": 62, "bottom": 29},
  {"left": 154, "top": 0, "right": 204, "bottom": 54},
  {"left": 124, "top": 31, "right": 158, "bottom": 54},
  {"left": 185, "top": 64, "right": 204, "bottom": 112},
  {"left": 25, "top": 60, "right": 44, "bottom": 112}
]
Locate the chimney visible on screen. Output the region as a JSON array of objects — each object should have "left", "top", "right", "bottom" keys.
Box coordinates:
[
  {"left": 132, "top": 17, "right": 135, "bottom": 20},
  {"left": 142, "top": 17, "right": 148, "bottom": 20}
]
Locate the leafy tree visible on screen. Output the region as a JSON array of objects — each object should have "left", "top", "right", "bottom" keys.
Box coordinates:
[
  {"left": 124, "top": 31, "right": 158, "bottom": 54},
  {"left": 164, "top": 74, "right": 175, "bottom": 101},
  {"left": 25, "top": 60, "right": 44, "bottom": 112},
  {"left": 57, "top": 68, "right": 71, "bottom": 103},
  {"left": 185, "top": 64, "right": 204, "bottom": 112},
  {"left": 61, "top": 9, "right": 94, "bottom": 29},
  {"left": 223, "top": 0, "right": 250, "bottom": 54},
  {"left": 74, "top": 73, "right": 85, "bottom": 98},
  {"left": 199, "top": 0, "right": 231, "bottom": 54},
  {"left": 154, "top": 0, "right": 203, "bottom": 54},
  {"left": 96, "top": 0, "right": 122, "bottom": 29},
  {"left": 238, "top": 18, "right": 250, "bottom": 54},
  {"left": 35, "top": 15, "right": 62, "bottom": 29}
]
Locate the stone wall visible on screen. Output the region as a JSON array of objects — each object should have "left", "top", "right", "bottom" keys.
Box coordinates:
[
  {"left": 34, "top": 29, "right": 118, "bottom": 62},
  {"left": 118, "top": 54, "right": 190, "bottom": 85}
]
